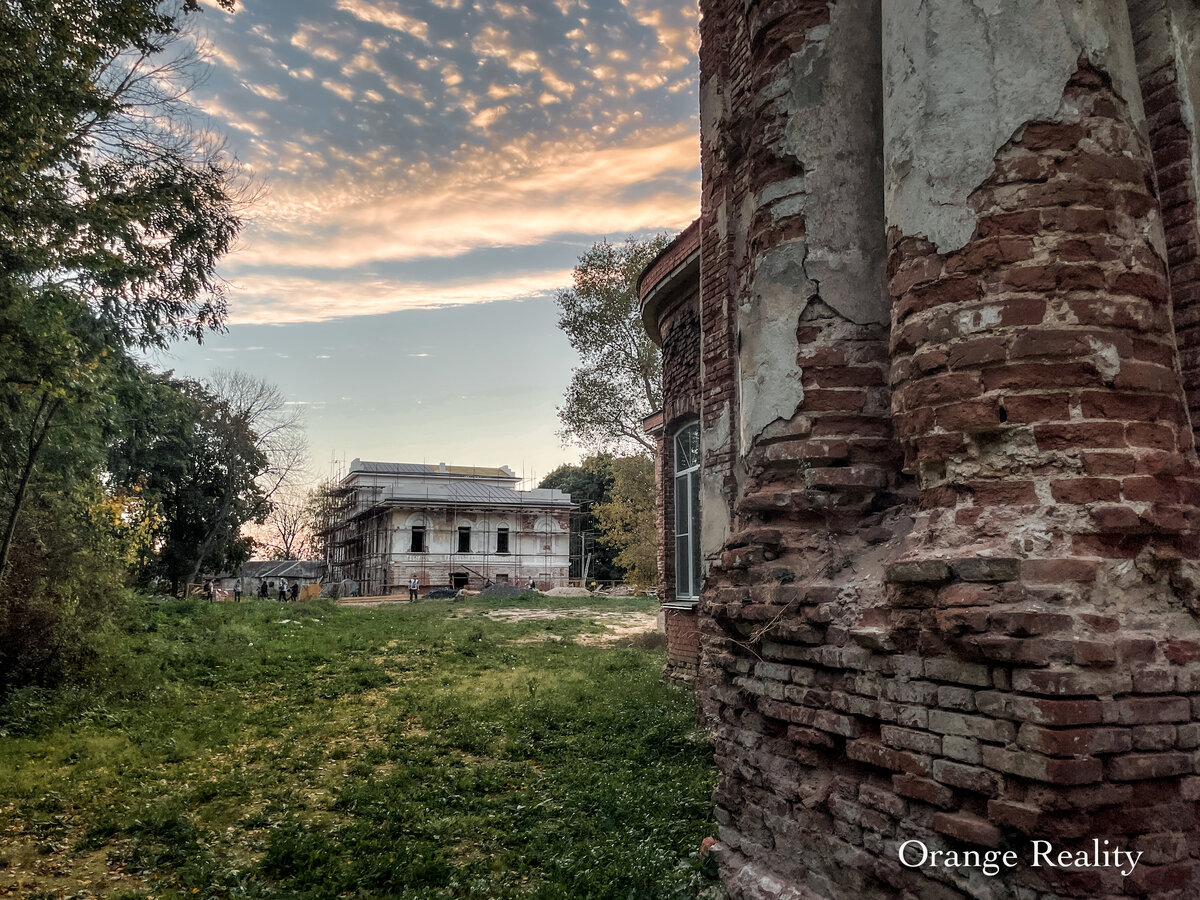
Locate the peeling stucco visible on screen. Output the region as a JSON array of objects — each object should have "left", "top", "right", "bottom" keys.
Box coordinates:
[
  {"left": 734, "top": 0, "right": 887, "bottom": 453},
  {"left": 883, "top": 0, "right": 1147, "bottom": 253},
  {"left": 1171, "top": 0, "right": 1200, "bottom": 219},
  {"left": 700, "top": 403, "right": 732, "bottom": 566},
  {"left": 700, "top": 75, "right": 727, "bottom": 156},
  {"left": 782, "top": 0, "right": 888, "bottom": 327},
  {"left": 738, "top": 243, "right": 814, "bottom": 451}
]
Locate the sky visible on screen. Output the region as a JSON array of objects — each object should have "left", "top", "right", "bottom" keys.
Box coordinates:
[{"left": 155, "top": 0, "right": 701, "bottom": 487}]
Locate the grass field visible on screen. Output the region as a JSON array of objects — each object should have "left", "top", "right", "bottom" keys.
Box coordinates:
[{"left": 0, "top": 596, "right": 718, "bottom": 899}]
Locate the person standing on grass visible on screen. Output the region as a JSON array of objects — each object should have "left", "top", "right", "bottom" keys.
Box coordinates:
[
  {"left": 290, "top": 581, "right": 299, "bottom": 602},
  {"left": 278, "top": 578, "right": 287, "bottom": 602},
  {"left": 203, "top": 579, "right": 214, "bottom": 602},
  {"left": 527, "top": 576, "right": 536, "bottom": 591},
  {"left": 259, "top": 579, "right": 268, "bottom": 600},
  {"left": 409, "top": 575, "right": 419, "bottom": 600},
  {"left": 234, "top": 578, "right": 243, "bottom": 603}
]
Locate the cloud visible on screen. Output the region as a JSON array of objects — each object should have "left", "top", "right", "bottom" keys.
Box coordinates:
[
  {"left": 247, "top": 82, "right": 287, "bottom": 101},
  {"left": 185, "top": 0, "right": 701, "bottom": 328},
  {"left": 235, "top": 127, "right": 698, "bottom": 269},
  {"left": 471, "top": 25, "right": 541, "bottom": 73},
  {"left": 335, "top": 0, "right": 430, "bottom": 42},
  {"left": 202, "top": 41, "right": 242, "bottom": 72},
  {"left": 226, "top": 269, "right": 575, "bottom": 325},
  {"left": 322, "top": 79, "right": 356, "bottom": 101},
  {"left": 470, "top": 106, "right": 506, "bottom": 129}
]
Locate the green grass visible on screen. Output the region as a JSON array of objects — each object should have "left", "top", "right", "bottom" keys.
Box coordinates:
[{"left": 0, "top": 596, "right": 718, "bottom": 899}]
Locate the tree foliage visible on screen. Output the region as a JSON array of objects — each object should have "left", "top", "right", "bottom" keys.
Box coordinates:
[
  {"left": 555, "top": 236, "right": 669, "bottom": 454},
  {"left": 592, "top": 455, "right": 658, "bottom": 588},
  {"left": 540, "top": 456, "right": 623, "bottom": 583},
  {"left": 0, "top": 0, "right": 243, "bottom": 696},
  {"left": 0, "top": 0, "right": 244, "bottom": 586},
  {"left": 0, "top": 0, "right": 242, "bottom": 353},
  {"left": 108, "top": 372, "right": 283, "bottom": 593}
]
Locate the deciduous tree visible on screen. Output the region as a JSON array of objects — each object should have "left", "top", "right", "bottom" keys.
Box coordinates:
[
  {"left": 108, "top": 372, "right": 269, "bottom": 595},
  {"left": 540, "top": 456, "right": 624, "bottom": 583},
  {"left": 592, "top": 455, "right": 657, "bottom": 588},
  {"left": 0, "top": 0, "right": 243, "bottom": 585},
  {"left": 555, "top": 237, "right": 669, "bottom": 454}
]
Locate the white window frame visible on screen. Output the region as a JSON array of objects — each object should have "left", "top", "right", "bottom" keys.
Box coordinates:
[{"left": 672, "top": 421, "right": 701, "bottom": 604}]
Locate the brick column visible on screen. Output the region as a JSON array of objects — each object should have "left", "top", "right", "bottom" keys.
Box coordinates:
[
  {"left": 1129, "top": 0, "right": 1200, "bottom": 447},
  {"left": 698, "top": 0, "right": 908, "bottom": 895},
  {"left": 882, "top": 1, "right": 1200, "bottom": 895}
]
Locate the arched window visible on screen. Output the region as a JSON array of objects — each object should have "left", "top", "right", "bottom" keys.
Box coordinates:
[{"left": 674, "top": 421, "right": 701, "bottom": 600}]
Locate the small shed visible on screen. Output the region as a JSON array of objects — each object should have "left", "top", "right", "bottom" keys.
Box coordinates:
[{"left": 216, "top": 560, "right": 327, "bottom": 597}]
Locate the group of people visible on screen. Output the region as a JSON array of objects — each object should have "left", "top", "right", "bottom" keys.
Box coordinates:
[
  {"left": 202, "top": 573, "right": 537, "bottom": 603},
  {"left": 201, "top": 578, "right": 300, "bottom": 602}
]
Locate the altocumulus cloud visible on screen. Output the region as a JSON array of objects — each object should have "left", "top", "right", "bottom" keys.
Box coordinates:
[{"left": 186, "top": 0, "right": 699, "bottom": 323}]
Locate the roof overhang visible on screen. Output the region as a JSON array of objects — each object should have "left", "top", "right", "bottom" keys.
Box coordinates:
[{"left": 637, "top": 218, "right": 701, "bottom": 346}]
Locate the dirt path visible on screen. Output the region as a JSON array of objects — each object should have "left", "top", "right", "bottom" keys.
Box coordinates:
[{"left": 480, "top": 607, "right": 658, "bottom": 644}]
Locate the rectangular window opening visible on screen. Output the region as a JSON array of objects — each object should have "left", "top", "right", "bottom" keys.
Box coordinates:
[
  {"left": 410, "top": 526, "right": 426, "bottom": 553},
  {"left": 458, "top": 526, "right": 471, "bottom": 553},
  {"left": 496, "top": 527, "right": 509, "bottom": 554}
]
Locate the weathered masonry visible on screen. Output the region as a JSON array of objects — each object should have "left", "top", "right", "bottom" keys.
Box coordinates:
[
  {"left": 673, "top": 1, "right": 1200, "bottom": 897},
  {"left": 642, "top": 218, "right": 704, "bottom": 681},
  {"left": 326, "top": 460, "right": 572, "bottom": 594}
]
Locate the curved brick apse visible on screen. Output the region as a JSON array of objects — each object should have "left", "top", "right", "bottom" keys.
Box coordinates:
[{"left": 658, "top": 0, "right": 1200, "bottom": 897}]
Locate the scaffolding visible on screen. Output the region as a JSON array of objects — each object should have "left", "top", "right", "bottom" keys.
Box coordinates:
[{"left": 321, "top": 463, "right": 573, "bottom": 596}]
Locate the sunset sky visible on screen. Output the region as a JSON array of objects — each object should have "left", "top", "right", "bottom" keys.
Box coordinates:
[{"left": 158, "top": 0, "right": 701, "bottom": 486}]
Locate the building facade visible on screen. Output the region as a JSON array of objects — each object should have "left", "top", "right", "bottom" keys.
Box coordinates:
[
  {"left": 654, "top": 1, "right": 1200, "bottom": 897},
  {"left": 641, "top": 219, "right": 704, "bottom": 681},
  {"left": 326, "top": 460, "right": 572, "bottom": 594}
]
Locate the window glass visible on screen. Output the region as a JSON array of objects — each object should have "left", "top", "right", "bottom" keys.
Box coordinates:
[
  {"left": 458, "top": 526, "right": 471, "bottom": 553},
  {"left": 691, "top": 465, "right": 702, "bottom": 591},
  {"left": 673, "top": 422, "right": 701, "bottom": 600}
]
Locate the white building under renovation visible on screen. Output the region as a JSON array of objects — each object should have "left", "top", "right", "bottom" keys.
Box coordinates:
[{"left": 325, "top": 460, "right": 573, "bottom": 595}]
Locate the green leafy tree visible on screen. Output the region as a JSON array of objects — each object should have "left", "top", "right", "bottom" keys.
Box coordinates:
[
  {"left": 0, "top": 354, "right": 161, "bottom": 697},
  {"left": 108, "top": 372, "right": 270, "bottom": 594},
  {"left": 0, "top": 0, "right": 242, "bottom": 584},
  {"left": 540, "top": 456, "right": 625, "bottom": 583},
  {"left": 555, "top": 236, "right": 669, "bottom": 454},
  {"left": 592, "top": 455, "right": 658, "bottom": 588}
]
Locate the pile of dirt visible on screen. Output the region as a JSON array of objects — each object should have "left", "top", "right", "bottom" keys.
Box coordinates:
[
  {"left": 603, "top": 585, "right": 639, "bottom": 597},
  {"left": 477, "top": 583, "right": 533, "bottom": 599},
  {"left": 422, "top": 588, "right": 458, "bottom": 599},
  {"left": 543, "top": 586, "right": 593, "bottom": 597}
]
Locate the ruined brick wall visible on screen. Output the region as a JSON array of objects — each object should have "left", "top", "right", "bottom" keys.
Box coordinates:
[
  {"left": 641, "top": 221, "right": 703, "bottom": 680},
  {"left": 666, "top": 607, "right": 702, "bottom": 680},
  {"left": 692, "top": 1, "right": 1200, "bottom": 897},
  {"left": 1130, "top": 0, "right": 1200, "bottom": 447}
]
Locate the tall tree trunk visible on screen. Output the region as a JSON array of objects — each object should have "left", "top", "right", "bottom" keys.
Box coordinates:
[{"left": 0, "top": 393, "right": 62, "bottom": 585}]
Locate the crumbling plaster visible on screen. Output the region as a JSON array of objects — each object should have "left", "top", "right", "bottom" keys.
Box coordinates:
[
  {"left": 883, "top": 0, "right": 1147, "bottom": 253},
  {"left": 700, "top": 403, "right": 732, "bottom": 567},
  {"left": 1171, "top": 0, "right": 1200, "bottom": 210},
  {"left": 781, "top": 0, "right": 887, "bottom": 329},
  {"left": 738, "top": 244, "right": 815, "bottom": 450},
  {"left": 736, "top": 0, "right": 886, "bottom": 450}
]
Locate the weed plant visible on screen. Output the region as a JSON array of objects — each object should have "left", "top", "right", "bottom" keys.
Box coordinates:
[{"left": 0, "top": 595, "right": 718, "bottom": 898}]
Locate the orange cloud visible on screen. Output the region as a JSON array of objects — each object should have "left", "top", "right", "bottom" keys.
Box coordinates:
[
  {"left": 237, "top": 127, "right": 699, "bottom": 269},
  {"left": 224, "top": 268, "right": 576, "bottom": 324}
]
